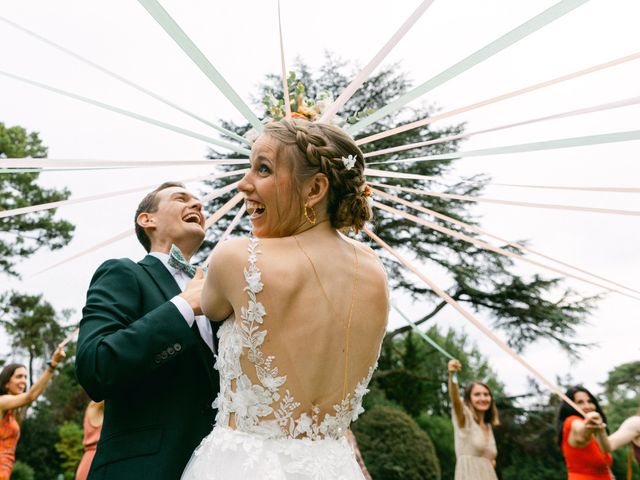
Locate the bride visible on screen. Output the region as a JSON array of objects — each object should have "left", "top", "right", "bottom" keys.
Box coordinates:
[{"left": 181, "top": 119, "right": 388, "bottom": 479}]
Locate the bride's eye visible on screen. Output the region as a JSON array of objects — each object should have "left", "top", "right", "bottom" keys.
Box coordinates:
[{"left": 258, "top": 164, "right": 271, "bottom": 174}]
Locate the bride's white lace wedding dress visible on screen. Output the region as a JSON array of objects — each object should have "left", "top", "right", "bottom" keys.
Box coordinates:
[{"left": 181, "top": 238, "right": 381, "bottom": 480}]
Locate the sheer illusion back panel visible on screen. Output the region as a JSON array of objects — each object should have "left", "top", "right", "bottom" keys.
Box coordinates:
[{"left": 219, "top": 235, "right": 387, "bottom": 437}]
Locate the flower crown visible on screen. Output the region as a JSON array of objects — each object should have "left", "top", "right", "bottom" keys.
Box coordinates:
[{"left": 262, "top": 72, "right": 374, "bottom": 125}]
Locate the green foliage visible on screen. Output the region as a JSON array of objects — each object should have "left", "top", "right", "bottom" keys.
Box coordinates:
[
  {"left": 603, "top": 361, "right": 640, "bottom": 479},
  {"left": 15, "top": 351, "right": 88, "bottom": 480},
  {"left": 16, "top": 405, "right": 61, "bottom": 480},
  {"left": 0, "top": 122, "right": 74, "bottom": 276},
  {"left": 10, "top": 460, "right": 36, "bottom": 480},
  {"left": 416, "top": 414, "right": 455, "bottom": 480},
  {"left": 0, "top": 291, "right": 74, "bottom": 384},
  {"left": 55, "top": 421, "right": 83, "bottom": 480},
  {"left": 603, "top": 361, "right": 640, "bottom": 427},
  {"left": 352, "top": 405, "right": 440, "bottom": 480},
  {"left": 372, "top": 326, "right": 503, "bottom": 417},
  {"left": 493, "top": 385, "right": 566, "bottom": 480}
]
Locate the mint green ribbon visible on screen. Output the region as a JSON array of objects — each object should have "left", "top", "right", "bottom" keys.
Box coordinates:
[
  {"left": 0, "top": 70, "right": 250, "bottom": 156},
  {"left": 137, "top": 0, "right": 263, "bottom": 132},
  {"left": 391, "top": 302, "right": 458, "bottom": 383},
  {"left": 368, "top": 130, "right": 640, "bottom": 166}
]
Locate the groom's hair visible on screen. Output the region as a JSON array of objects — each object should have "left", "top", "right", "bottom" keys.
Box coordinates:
[{"left": 135, "top": 181, "right": 186, "bottom": 252}]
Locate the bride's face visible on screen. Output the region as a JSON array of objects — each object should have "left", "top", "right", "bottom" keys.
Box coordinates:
[{"left": 239, "top": 135, "right": 303, "bottom": 238}]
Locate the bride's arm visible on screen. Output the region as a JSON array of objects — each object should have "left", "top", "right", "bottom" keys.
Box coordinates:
[{"left": 202, "top": 238, "right": 243, "bottom": 321}]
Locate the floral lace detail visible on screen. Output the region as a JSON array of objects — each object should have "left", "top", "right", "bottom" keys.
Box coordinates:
[{"left": 212, "top": 237, "right": 376, "bottom": 440}]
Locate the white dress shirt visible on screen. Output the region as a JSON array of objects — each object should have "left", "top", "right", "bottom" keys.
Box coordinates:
[{"left": 149, "top": 251, "right": 215, "bottom": 353}]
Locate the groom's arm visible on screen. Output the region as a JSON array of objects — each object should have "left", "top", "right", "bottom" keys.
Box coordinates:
[{"left": 75, "top": 258, "right": 199, "bottom": 400}]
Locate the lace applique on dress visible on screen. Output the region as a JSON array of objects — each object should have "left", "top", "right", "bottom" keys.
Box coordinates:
[{"left": 212, "top": 237, "right": 376, "bottom": 440}]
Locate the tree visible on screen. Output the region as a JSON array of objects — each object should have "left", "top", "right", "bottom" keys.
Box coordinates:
[
  {"left": 0, "top": 122, "right": 74, "bottom": 276},
  {"left": 195, "top": 54, "right": 597, "bottom": 356},
  {"left": 369, "top": 326, "right": 503, "bottom": 417},
  {"left": 55, "top": 421, "right": 84, "bottom": 480},
  {"left": 0, "top": 292, "right": 74, "bottom": 384},
  {"left": 603, "top": 361, "right": 640, "bottom": 479}
]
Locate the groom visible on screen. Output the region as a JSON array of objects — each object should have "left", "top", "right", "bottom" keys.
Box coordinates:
[{"left": 76, "top": 182, "right": 218, "bottom": 479}]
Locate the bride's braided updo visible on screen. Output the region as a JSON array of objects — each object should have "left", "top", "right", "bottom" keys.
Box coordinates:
[{"left": 263, "top": 119, "right": 372, "bottom": 232}]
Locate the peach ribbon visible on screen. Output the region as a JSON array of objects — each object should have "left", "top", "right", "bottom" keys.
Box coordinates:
[
  {"left": 319, "top": 0, "right": 435, "bottom": 123},
  {"left": 364, "top": 227, "right": 586, "bottom": 415},
  {"left": 0, "top": 170, "right": 248, "bottom": 219},
  {"left": 372, "top": 188, "right": 640, "bottom": 299},
  {"left": 370, "top": 182, "right": 640, "bottom": 217},
  {"left": 205, "top": 204, "right": 247, "bottom": 266},
  {"left": 365, "top": 168, "right": 640, "bottom": 194},
  {"left": 365, "top": 96, "right": 640, "bottom": 158},
  {"left": 1, "top": 158, "right": 249, "bottom": 170},
  {"left": 35, "top": 181, "right": 241, "bottom": 275}
]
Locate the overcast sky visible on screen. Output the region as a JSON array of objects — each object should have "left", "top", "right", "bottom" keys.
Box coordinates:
[{"left": 1, "top": 0, "right": 639, "bottom": 399}]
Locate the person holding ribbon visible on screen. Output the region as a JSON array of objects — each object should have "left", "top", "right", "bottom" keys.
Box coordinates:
[
  {"left": 447, "top": 359, "right": 499, "bottom": 480},
  {"left": 180, "top": 119, "right": 388, "bottom": 479},
  {"left": 556, "top": 386, "right": 613, "bottom": 480},
  {"left": 76, "top": 181, "right": 219, "bottom": 479},
  {"left": 0, "top": 344, "right": 66, "bottom": 480}
]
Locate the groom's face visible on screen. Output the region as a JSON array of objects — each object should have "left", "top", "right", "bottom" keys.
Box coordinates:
[{"left": 148, "top": 186, "right": 206, "bottom": 247}]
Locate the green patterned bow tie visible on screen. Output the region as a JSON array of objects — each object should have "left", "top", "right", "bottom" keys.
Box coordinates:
[{"left": 168, "top": 244, "right": 198, "bottom": 278}]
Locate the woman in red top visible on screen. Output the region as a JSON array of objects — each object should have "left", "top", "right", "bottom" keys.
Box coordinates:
[
  {"left": 557, "top": 386, "right": 613, "bottom": 480},
  {"left": 0, "top": 345, "right": 65, "bottom": 480}
]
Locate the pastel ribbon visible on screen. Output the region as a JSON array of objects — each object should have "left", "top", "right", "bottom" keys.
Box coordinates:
[
  {"left": 372, "top": 188, "right": 640, "bottom": 299},
  {"left": 365, "top": 96, "right": 640, "bottom": 158},
  {"left": 347, "top": 0, "right": 590, "bottom": 134},
  {"left": 365, "top": 227, "right": 587, "bottom": 416},
  {"left": 0, "top": 69, "right": 251, "bottom": 156},
  {"left": 0, "top": 15, "right": 250, "bottom": 146},
  {"left": 137, "top": 0, "right": 263, "bottom": 132},
  {"left": 357, "top": 51, "right": 640, "bottom": 145},
  {"left": 367, "top": 130, "right": 640, "bottom": 166},
  {"left": 0, "top": 170, "right": 247, "bottom": 219},
  {"left": 319, "top": 0, "right": 435, "bottom": 123},
  {"left": 370, "top": 181, "right": 640, "bottom": 217},
  {"left": 35, "top": 181, "right": 242, "bottom": 275}
]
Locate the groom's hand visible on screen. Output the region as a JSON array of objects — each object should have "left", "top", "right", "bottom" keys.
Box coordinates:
[{"left": 179, "top": 268, "right": 205, "bottom": 316}]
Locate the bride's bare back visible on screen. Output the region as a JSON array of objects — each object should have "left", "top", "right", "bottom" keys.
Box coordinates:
[{"left": 204, "top": 226, "right": 388, "bottom": 439}]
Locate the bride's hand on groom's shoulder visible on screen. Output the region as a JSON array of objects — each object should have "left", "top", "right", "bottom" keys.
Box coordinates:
[{"left": 180, "top": 268, "right": 206, "bottom": 316}]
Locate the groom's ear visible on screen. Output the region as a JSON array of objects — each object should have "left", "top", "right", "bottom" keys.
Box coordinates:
[{"left": 136, "top": 212, "right": 156, "bottom": 230}]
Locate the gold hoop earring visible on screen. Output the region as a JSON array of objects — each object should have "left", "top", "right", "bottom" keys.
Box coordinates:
[{"left": 303, "top": 202, "right": 317, "bottom": 225}]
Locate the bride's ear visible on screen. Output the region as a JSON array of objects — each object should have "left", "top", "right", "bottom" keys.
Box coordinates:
[{"left": 304, "top": 173, "right": 329, "bottom": 207}]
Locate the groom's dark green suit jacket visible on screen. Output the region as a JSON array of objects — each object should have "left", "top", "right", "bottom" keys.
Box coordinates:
[{"left": 76, "top": 255, "right": 219, "bottom": 480}]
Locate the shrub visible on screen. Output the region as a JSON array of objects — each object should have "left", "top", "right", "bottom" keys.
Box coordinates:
[
  {"left": 10, "top": 460, "right": 35, "bottom": 480},
  {"left": 54, "top": 421, "right": 84, "bottom": 480},
  {"left": 352, "top": 405, "right": 440, "bottom": 480}
]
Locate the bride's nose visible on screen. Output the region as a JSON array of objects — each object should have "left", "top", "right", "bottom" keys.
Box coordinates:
[{"left": 238, "top": 172, "right": 254, "bottom": 193}]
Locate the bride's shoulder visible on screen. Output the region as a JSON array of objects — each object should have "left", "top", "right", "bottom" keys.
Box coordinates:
[
  {"left": 208, "top": 236, "right": 254, "bottom": 268},
  {"left": 341, "top": 235, "right": 386, "bottom": 274}
]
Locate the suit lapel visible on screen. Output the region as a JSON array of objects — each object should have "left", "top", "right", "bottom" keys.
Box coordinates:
[
  {"left": 139, "top": 255, "right": 181, "bottom": 300},
  {"left": 139, "top": 255, "right": 219, "bottom": 394}
]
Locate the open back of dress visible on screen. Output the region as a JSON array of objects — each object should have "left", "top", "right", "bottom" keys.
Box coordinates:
[{"left": 213, "top": 237, "right": 385, "bottom": 440}]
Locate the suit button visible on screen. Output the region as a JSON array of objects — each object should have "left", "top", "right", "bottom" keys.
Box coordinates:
[
  {"left": 160, "top": 351, "right": 169, "bottom": 360},
  {"left": 174, "top": 343, "right": 182, "bottom": 352},
  {"left": 167, "top": 347, "right": 175, "bottom": 355},
  {"left": 154, "top": 354, "right": 162, "bottom": 364}
]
